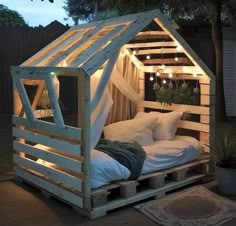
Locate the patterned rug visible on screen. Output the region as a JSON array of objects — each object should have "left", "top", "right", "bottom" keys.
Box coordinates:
[{"left": 135, "top": 186, "right": 236, "bottom": 226}]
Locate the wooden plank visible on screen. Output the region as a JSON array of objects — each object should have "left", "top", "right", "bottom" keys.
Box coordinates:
[
  {"left": 12, "top": 75, "right": 35, "bottom": 122},
  {"left": 136, "top": 48, "right": 184, "bottom": 55},
  {"left": 13, "top": 116, "right": 82, "bottom": 141},
  {"left": 178, "top": 120, "right": 209, "bottom": 133},
  {"left": 31, "top": 81, "right": 45, "bottom": 110},
  {"left": 14, "top": 155, "right": 83, "bottom": 191},
  {"left": 201, "top": 95, "right": 210, "bottom": 106},
  {"left": 14, "top": 141, "right": 82, "bottom": 173},
  {"left": 11, "top": 66, "right": 81, "bottom": 80},
  {"left": 134, "top": 31, "right": 168, "bottom": 39},
  {"left": 21, "top": 30, "right": 78, "bottom": 66},
  {"left": 77, "top": 71, "right": 91, "bottom": 209},
  {"left": 91, "top": 51, "right": 119, "bottom": 112},
  {"left": 200, "top": 115, "right": 210, "bottom": 124},
  {"left": 121, "top": 48, "right": 144, "bottom": 69},
  {"left": 72, "top": 25, "right": 126, "bottom": 67},
  {"left": 15, "top": 167, "right": 84, "bottom": 208},
  {"left": 154, "top": 16, "right": 215, "bottom": 79},
  {"left": 82, "top": 11, "right": 159, "bottom": 76},
  {"left": 13, "top": 127, "right": 81, "bottom": 156},
  {"left": 142, "top": 57, "right": 191, "bottom": 65},
  {"left": 33, "top": 30, "right": 87, "bottom": 66},
  {"left": 45, "top": 76, "right": 65, "bottom": 128},
  {"left": 141, "top": 65, "right": 204, "bottom": 74},
  {"left": 137, "top": 100, "right": 210, "bottom": 115},
  {"left": 200, "top": 84, "right": 210, "bottom": 95},
  {"left": 124, "top": 41, "right": 176, "bottom": 48}
]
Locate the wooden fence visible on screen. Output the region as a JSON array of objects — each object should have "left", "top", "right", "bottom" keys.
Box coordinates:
[
  {"left": 0, "top": 23, "right": 214, "bottom": 115},
  {"left": 0, "top": 21, "right": 69, "bottom": 115}
]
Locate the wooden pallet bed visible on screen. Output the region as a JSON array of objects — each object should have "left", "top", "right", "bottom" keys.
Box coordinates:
[{"left": 11, "top": 10, "right": 215, "bottom": 219}]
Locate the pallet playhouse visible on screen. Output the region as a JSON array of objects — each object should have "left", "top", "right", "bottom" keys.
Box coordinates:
[{"left": 12, "top": 10, "right": 215, "bottom": 218}]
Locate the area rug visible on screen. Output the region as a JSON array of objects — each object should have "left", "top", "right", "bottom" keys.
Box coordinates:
[{"left": 135, "top": 186, "right": 236, "bottom": 226}]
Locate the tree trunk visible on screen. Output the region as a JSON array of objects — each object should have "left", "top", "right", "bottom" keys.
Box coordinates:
[{"left": 207, "top": 0, "right": 226, "bottom": 121}]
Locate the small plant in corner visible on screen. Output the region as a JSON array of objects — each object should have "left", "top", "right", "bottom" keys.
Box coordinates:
[{"left": 206, "top": 129, "right": 236, "bottom": 195}]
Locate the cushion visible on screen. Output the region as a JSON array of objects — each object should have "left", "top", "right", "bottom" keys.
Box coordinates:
[
  {"left": 135, "top": 111, "right": 183, "bottom": 140},
  {"left": 103, "top": 116, "right": 157, "bottom": 146}
]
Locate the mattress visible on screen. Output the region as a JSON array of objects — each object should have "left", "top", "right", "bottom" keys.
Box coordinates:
[
  {"left": 90, "top": 135, "right": 201, "bottom": 188},
  {"left": 36, "top": 135, "right": 202, "bottom": 189}
]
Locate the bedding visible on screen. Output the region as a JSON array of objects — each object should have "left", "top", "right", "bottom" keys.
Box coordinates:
[
  {"left": 94, "top": 139, "right": 146, "bottom": 180},
  {"left": 134, "top": 111, "right": 183, "bottom": 140},
  {"left": 36, "top": 135, "right": 201, "bottom": 189}
]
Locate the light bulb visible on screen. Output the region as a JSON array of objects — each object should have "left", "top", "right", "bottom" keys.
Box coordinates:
[
  {"left": 50, "top": 72, "right": 56, "bottom": 76},
  {"left": 168, "top": 72, "right": 173, "bottom": 78},
  {"left": 63, "top": 61, "right": 67, "bottom": 66},
  {"left": 193, "top": 73, "right": 197, "bottom": 77},
  {"left": 146, "top": 55, "right": 151, "bottom": 60},
  {"left": 132, "top": 50, "right": 136, "bottom": 55},
  {"left": 149, "top": 76, "right": 154, "bottom": 81},
  {"left": 163, "top": 79, "right": 167, "bottom": 84},
  {"left": 175, "top": 57, "right": 178, "bottom": 61},
  {"left": 156, "top": 72, "right": 160, "bottom": 76},
  {"left": 176, "top": 46, "right": 181, "bottom": 51},
  {"left": 161, "top": 64, "right": 165, "bottom": 69}
]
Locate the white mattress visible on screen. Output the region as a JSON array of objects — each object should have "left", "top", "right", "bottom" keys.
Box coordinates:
[
  {"left": 36, "top": 135, "right": 202, "bottom": 189},
  {"left": 90, "top": 135, "right": 201, "bottom": 188}
]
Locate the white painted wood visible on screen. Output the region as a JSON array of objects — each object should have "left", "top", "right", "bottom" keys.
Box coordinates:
[
  {"left": 91, "top": 51, "right": 119, "bottom": 112},
  {"left": 13, "top": 116, "right": 81, "bottom": 141},
  {"left": 82, "top": 12, "right": 159, "bottom": 76},
  {"left": 12, "top": 74, "right": 35, "bottom": 121},
  {"left": 142, "top": 65, "right": 204, "bottom": 74},
  {"left": 154, "top": 16, "right": 215, "bottom": 80},
  {"left": 178, "top": 120, "right": 209, "bottom": 133},
  {"left": 22, "top": 30, "right": 78, "bottom": 66},
  {"left": 15, "top": 167, "right": 84, "bottom": 208},
  {"left": 45, "top": 76, "right": 65, "bottom": 128},
  {"left": 14, "top": 141, "right": 82, "bottom": 172},
  {"left": 124, "top": 41, "right": 177, "bottom": 48},
  {"left": 137, "top": 100, "right": 210, "bottom": 115},
  {"left": 13, "top": 127, "right": 81, "bottom": 156},
  {"left": 34, "top": 30, "right": 86, "bottom": 66},
  {"left": 72, "top": 25, "right": 125, "bottom": 67},
  {"left": 14, "top": 155, "right": 83, "bottom": 191}
]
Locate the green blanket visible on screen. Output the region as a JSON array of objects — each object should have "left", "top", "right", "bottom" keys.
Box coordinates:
[{"left": 95, "top": 139, "right": 146, "bottom": 180}]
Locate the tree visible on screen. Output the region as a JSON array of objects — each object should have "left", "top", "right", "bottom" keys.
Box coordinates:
[{"left": 0, "top": 4, "right": 27, "bottom": 27}]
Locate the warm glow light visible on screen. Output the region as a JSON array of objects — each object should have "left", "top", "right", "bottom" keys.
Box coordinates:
[
  {"left": 156, "top": 72, "right": 160, "bottom": 76},
  {"left": 168, "top": 72, "right": 173, "bottom": 78},
  {"left": 50, "top": 72, "right": 56, "bottom": 76},
  {"left": 163, "top": 79, "right": 167, "bottom": 84},
  {"left": 149, "top": 76, "right": 154, "bottom": 81},
  {"left": 175, "top": 57, "right": 178, "bottom": 61},
  {"left": 146, "top": 55, "right": 151, "bottom": 60},
  {"left": 132, "top": 49, "right": 136, "bottom": 55},
  {"left": 193, "top": 73, "right": 197, "bottom": 77},
  {"left": 63, "top": 61, "right": 67, "bottom": 67},
  {"left": 176, "top": 46, "right": 181, "bottom": 51},
  {"left": 161, "top": 64, "right": 165, "bottom": 69}
]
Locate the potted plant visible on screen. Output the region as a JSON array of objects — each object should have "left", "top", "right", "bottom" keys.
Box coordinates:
[{"left": 206, "top": 129, "right": 236, "bottom": 195}]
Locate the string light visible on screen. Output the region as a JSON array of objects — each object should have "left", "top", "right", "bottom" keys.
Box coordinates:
[
  {"left": 149, "top": 74, "right": 154, "bottom": 81},
  {"left": 168, "top": 72, "right": 173, "bottom": 78},
  {"left": 63, "top": 61, "right": 67, "bottom": 67},
  {"left": 132, "top": 49, "right": 137, "bottom": 55},
  {"left": 175, "top": 56, "right": 179, "bottom": 62},
  {"left": 176, "top": 45, "right": 181, "bottom": 51},
  {"left": 156, "top": 71, "right": 160, "bottom": 76},
  {"left": 50, "top": 72, "right": 56, "bottom": 76},
  {"left": 163, "top": 79, "right": 167, "bottom": 84},
  {"left": 193, "top": 72, "right": 197, "bottom": 77},
  {"left": 146, "top": 54, "right": 151, "bottom": 60}
]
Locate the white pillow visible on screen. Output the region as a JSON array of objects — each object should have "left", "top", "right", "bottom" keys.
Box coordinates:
[
  {"left": 135, "top": 111, "right": 183, "bottom": 140},
  {"left": 103, "top": 116, "right": 157, "bottom": 146}
]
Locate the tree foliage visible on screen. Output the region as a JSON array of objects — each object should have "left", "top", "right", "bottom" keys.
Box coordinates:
[{"left": 0, "top": 4, "right": 27, "bottom": 27}]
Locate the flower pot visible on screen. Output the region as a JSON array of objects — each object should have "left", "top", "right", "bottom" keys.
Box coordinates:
[{"left": 215, "top": 165, "right": 236, "bottom": 195}]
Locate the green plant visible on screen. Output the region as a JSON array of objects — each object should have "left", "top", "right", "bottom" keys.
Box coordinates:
[{"left": 206, "top": 129, "right": 236, "bottom": 169}]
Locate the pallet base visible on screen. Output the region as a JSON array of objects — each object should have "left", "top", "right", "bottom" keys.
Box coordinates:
[{"left": 14, "top": 153, "right": 213, "bottom": 219}]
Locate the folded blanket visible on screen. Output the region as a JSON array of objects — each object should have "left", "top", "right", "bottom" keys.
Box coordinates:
[{"left": 95, "top": 139, "right": 146, "bottom": 180}]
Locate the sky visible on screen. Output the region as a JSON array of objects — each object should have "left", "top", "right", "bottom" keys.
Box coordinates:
[{"left": 0, "top": 0, "right": 74, "bottom": 27}]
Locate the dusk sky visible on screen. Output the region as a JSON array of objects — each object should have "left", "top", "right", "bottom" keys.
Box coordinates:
[{"left": 0, "top": 0, "right": 74, "bottom": 27}]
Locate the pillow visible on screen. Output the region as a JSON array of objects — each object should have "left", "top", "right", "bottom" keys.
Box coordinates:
[
  {"left": 103, "top": 116, "right": 157, "bottom": 146},
  {"left": 135, "top": 111, "right": 183, "bottom": 140}
]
